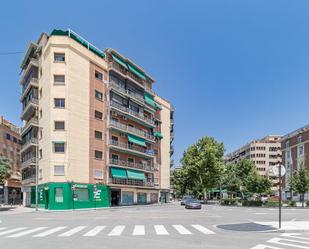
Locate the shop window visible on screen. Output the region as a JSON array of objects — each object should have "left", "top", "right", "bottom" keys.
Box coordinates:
[
  {"left": 55, "top": 188, "right": 64, "bottom": 203},
  {"left": 74, "top": 188, "right": 89, "bottom": 201}
]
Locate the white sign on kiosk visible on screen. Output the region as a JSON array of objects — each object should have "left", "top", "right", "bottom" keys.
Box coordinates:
[{"left": 272, "top": 164, "right": 286, "bottom": 177}]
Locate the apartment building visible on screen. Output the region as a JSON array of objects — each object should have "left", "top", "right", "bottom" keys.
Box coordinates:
[
  {"left": 281, "top": 124, "right": 309, "bottom": 201},
  {"left": 225, "top": 135, "right": 282, "bottom": 177},
  {"left": 0, "top": 116, "right": 21, "bottom": 204},
  {"left": 19, "top": 29, "right": 174, "bottom": 209}
]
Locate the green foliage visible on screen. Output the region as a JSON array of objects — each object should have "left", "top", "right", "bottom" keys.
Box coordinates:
[
  {"left": 264, "top": 200, "right": 279, "bottom": 207},
  {"left": 245, "top": 173, "right": 272, "bottom": 196},
  {"left": 289, "top": 165, "right": 309, "bottom": 207},
  {"left": 0, "top": 157, "right": 11, "bottom": 183},
  {"left": 220, "top": 198, "right": 240, "bottom": 206},
  {"left": 173, "top": 136, "right": 225, "bottom": 198},
  {"left": 241, "top": 200, "right": 263, "bottom": 207}
]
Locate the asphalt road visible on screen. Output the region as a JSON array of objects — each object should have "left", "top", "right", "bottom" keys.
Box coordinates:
[{"left": 0, "top": 203, "right": 309, "bottom": 249}]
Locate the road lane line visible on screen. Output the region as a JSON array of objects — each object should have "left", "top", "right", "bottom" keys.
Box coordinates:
[
  {"left": 154, "top": 225, "right": 169, "bottom": 235},
  {"left": 191, "top": 225, "right": 215, "bottom": 234},
  {"left": 172, "top": 225, "right": 192, "bottom": 235},
  {"left": 281, "top": 233, "right": 309, "bottom": 241},
  {"left": 108, "top": 225, "right": 125, "bottom": 236},
  {"left": 83, "top": 226, "right": 106, "bottom": 237},
  {"left": 58, "top": 226, "right": 87, "bottom": 237},
  {"left": 7, "top": 227, "right": 47, "bottom": 238},
  {"left": 268, "top": 238, "right": 309, "bottom": 248},
  {"left": 33, "top": 226, "right": 67, "bottom": 237},
  {"left": 250, "top": 244, "right": 283, "bottom": 249},
  {"left": 0, "top": 227, "right": 28, "bottom": 236},
  {"left": 132, "top": 225, "right": 145, "bottom": 236}
]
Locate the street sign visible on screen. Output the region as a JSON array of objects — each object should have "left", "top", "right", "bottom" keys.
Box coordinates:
[{"left": 272, "top": 165, "right": 286, "bottom": 178}]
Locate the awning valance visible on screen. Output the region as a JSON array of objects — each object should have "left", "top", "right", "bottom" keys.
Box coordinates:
[
  {"left": 127, "top": 169, "right": 145, "bottom": 181},
  {"left": 128, "top": 64, "right": 146, "bottom": 80},
  {"left": 144, "top": 92, "right": 156, "bottom": 108},
  {"left": 112, "top": 53, "right": 128, "bottom": 69},
  {"left": 153, "top": 131, "right": 163, "bottom": 139}
]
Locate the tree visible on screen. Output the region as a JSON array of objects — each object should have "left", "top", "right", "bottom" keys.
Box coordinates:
[
  {"left": 0, "top": 157, "right": 11, "bottom": 183},
  {"left": 245, "top": 172, "right": 272, "bottom": 197},
  {"left": 289, "top": 165, "right": 309, "bottom": 208},
  {"left": 180, "top": 136, "right": 225, "bottom": 200}
]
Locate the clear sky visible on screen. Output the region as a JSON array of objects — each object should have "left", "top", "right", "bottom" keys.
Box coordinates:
[{"left": 1, "top": 0, "right": 309, "bottom": 166}]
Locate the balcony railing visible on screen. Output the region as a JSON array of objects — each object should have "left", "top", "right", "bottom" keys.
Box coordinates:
[
  {"left": 20, "top": 58, "right": 39, "bottom": 82},
  {"left": 109, "top": 178, "right": 155, "bottom": 187},
  {"left": 109, "top": 80, "right": 145, "bottom": 104},
  {"left": 21, "top": 138, "right": 38, "bottom": 151},
  {"left": 22, "top": 98, "right": 38, "bottom": 112},
  {"left": 109, "top": 158, "right": 157, "bottom": 172},
  {"left": 21, "top": 78, "right": 39, "bottom": 100},
  {"left": 21, "top": 157, "right": 36, "bottom": 169},
  {"left": 109, "top": 139, "right": 154, "bottom": 157},
  {"left": 110, "top": 100, "right": 155, "bottom": 126},
  {"left": 22, "top": 177, "right": 36, "bottom": 185},
  {"left": 21, "top": 117, "right": 38, "bottom": 135},
  {"left": 109, "top": 119, "right": 155, "bottom": 142}
]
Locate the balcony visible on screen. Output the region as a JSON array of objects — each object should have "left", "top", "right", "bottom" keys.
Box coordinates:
[
  {"left": 110, "top": 100, "right": 155, "bottom": 127},
  {"left": 22, "top": 176, "right": 36, "bottom": 186},
  {"left": 21, "top": 117, "right": 38, "bottom": 136},
  {"left": 109, "top": 119, "right": 155, "bottom": 143},
  {"left": 109, "top": 139, "right": 154, "bottom": 158},
  {"left": 109, "top": 178, "right": 155, "bottom": 188},
  {"left": 170, "top": 145, "right": 174, "bottom": 156},
  {"left": 21, "top": 138, "right": 38, "bottom": 153},
  {"left": 109, "top": 81, "right": 146, "bottom": 105},
  {"left": 109, "top": 158, "right": 158, "bottom": 172},
  {"left": 20, "top": 58, "right": 39, "bottom": 82},
  {"left": 21, "top": 157, "right": 36, "bottom": 169},
  {"left": 20, "top": 78, "right": 39, "bottom": 101},
  {"left": 21, "top": 98, "right": 38, "bottom": 121}
]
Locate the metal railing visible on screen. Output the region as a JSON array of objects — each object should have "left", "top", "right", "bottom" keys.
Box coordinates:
[
  {"left": 109, "top": 158, "right": 157, "bottom": 171},
  {"left": 21, "top": 177, "right": 36, "bottom": 185},
  {"left": 20, "top": 58, "right": 39, "bottom": 82},
  {"left": 109, "top": 80, "right": 145, "bottom": 103},
  {"left": 110, "top": 100, "right": 155, "bottom": 126},
  {"left": 21, "top": 138, "right": 38, "bottom": 151},
  {"left": 21, "top": 157, "right": 36, "bottom": 169},
  {"left": 109, "top": 119, "right": 155, "bottom": 141},
  {"left": 109, "top": 139, "right": 154, "bottom": 156},
  {"left": 22, "top": 98, "right": 38, "bottom": 111},
  {"left": 109, "top": 178, "right": 155, "bottom": 187},
  {"left": 21, "top": 117, "right": 38, "bottom": 134},
  {"left": 22, "top": 77, "right": 38, "bottom": 93}
]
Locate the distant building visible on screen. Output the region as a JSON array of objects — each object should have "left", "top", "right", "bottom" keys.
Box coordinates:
[
  {"left": 0, "top": 116, "right": 21, "bottom": 204},
  {"left": 225, "top": 135, "right": 282, "bottom": 177},
  {"left": 281, "top": 124, "right": 309, "bottom": 201}
]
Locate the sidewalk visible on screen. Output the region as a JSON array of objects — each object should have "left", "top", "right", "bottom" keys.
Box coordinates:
[{"left": 0, "top": 205, "right": 35, "bottom": 214}]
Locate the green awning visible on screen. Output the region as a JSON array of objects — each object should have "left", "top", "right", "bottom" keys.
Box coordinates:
[
  {"left": 153, "top": 131, "right": 163, "bottom": 139},
  {"left": 127, "top": 169, "right": 145, "bottom": 181},
  {"left": 112, "top": 53, "right": 128, "bottom": 69},
  {"left": 128, "top": 134, "right": 146, "bottom": 147},
  {"left": 144, "top": 92, "right": 156, "bottom": 108},
  {"left": 128, "top": 64, "right": 146, "bottom": 80},
  {"left": 111, "top": 167, "right": 127, "bottom": 179},
  {"left": 155, "top": 102, "right": 162, "bottom": 110}
]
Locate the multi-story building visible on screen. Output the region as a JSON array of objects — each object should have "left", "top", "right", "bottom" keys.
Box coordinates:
[
  {"left": 0, "top": 116, "right": 21, "bottom": 204},
  {"left": 225, "top": 135, "right": 282, "bottom": 177},
  {"left": 19, "top": 29, "right": 174, "bottom": 209},
  {"left": 281, "top": 124, "right": 309, "bottom": 201}
]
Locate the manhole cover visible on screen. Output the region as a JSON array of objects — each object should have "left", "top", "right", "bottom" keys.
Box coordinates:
[{"left": 217, "top": 222, "right": 275, "bottom": 232}]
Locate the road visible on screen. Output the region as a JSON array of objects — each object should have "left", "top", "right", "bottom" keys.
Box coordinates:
[{"left": 0, "top": 203, "right": 309, "bottom": 249}]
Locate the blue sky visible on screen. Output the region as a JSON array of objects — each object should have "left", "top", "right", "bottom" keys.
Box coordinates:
[{"left": 1, "top": 0, "right": 309, "bottom": 165}]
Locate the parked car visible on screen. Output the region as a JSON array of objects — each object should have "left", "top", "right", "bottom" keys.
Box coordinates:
[
  {"left": 180, "top": 195, "right": 194, "bottom": 205},
  {"left": 185, "top": 198, "right": 202, "bottom": 209}
]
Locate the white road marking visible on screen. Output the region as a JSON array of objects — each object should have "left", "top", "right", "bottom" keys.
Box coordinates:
[
  {"left": 268, "top": 237, "right": 309, "bottom": 249},
  {"left": 255, "top": 221, "right": 309, "bottom": 231},
  {"left": 250, "top": 244, "right": 283, "bottom": 249},
  {"left": 58, "top": 226, "right": 87, "bottom": 237},
  {"left": 132, "top": 225, "right": 145, "bottom": 236},
  {"left": 0, "top": 227, "right": 7, "bottom": 231},
  {"left": 108, "top": 225, "right": 125, "bottom": 236},
  {"left": 83, "top": 226, "right": 106, "bottom": 237},
  {"left": 0, "top": 227, "right": 28, "bottom": 236},
  {"left": 33, "top": 226, "right": 67, "bottom": 237},
  {"left": 173, "top": 225, "right": 192, "bottom": 235},
  {"left": 154, "top": 225, "right": 169, "bottom": 235},
  {"left": 191, "top": 225, "right": 215, "bottom": 234},
  {"left": 281, "top": 233, "right": 309, "bottom": 241},
  {"left": 254, "top": 213, "right": 267, "bottom": 215},
  {"left": 7, "top": 227, "right": 47, "bottom": 238}
]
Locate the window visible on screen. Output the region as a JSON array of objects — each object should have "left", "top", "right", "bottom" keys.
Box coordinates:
[
  {"left": 94, "top": 170, "right": 103, "bottom": 179},
  {"left": 95, "top": 71, "right": 103, "bottom": 81},
  {"left": 95, "top": 90, "right": 103, "bottom": 101},
  {"left": 127, "top": 158, "right": 134, "bottom": 163},
  {"left": 6, "top": 133, "right": 11, "bottom": 141},
  {"left": 74, "top": 188, "right": 89, "bottom": 201},
  {"left": 54, "top": 165, "right": 65, "bottom": 175},
  {"left": 53, "top": 142, "right": 65, "bottom": 153},
  {"left": 111, "top": 154, "right": 119, "bottom": 161},
  {"left": 39, "top": 149, "right": 42, "bottom": 159},
  {"left": 95, "top": 110, "right": 103, "bottom": 120},
  {"left": 54, "top": 53, "right": 65, "bottom": 62},
  {"left": 95, "top": 130, "right": 103, "bottom": 140},
  {"left": 54, "top": 75, "right": 65, "bottom": 85},
  {"left": 13, "top": 137, "right": 17, "bottom": 143},
  {"left": 95, "top": 150, "right": 103, "bottom": 160},
  {"left": 40, "top": 109, "right": 42, "bottom": 118},
  {"left": 54, "top": 98, "right": 65, "bottom": 108},
  {"left": 39, "top": 88, "right": 42, "bottom": 99},
  {"left": 55, "top": 188, "right": 64, "bottom": 203},
  {"left": 54, "top": 121, "right": 65, "bottom": 130}
]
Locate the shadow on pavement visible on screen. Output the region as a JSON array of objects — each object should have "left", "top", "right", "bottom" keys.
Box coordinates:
[{"left": 217, "top": 222, "right": 275, "bottom": 232}]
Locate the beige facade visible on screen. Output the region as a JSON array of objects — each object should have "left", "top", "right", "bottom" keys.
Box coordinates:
[
  {"left": 20, "top": 29, "right": 173, "bottom": 206},
  {"left": 225, "top": 135, "right": 282, "bottom": 177}
]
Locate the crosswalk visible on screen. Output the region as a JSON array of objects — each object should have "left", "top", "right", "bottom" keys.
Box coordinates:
[
  {"left": 0, "top": 224, "right": 216, "bottom": 238},
  {"left": 251, "top": 233, "right": 309, "bottom": 249}
]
